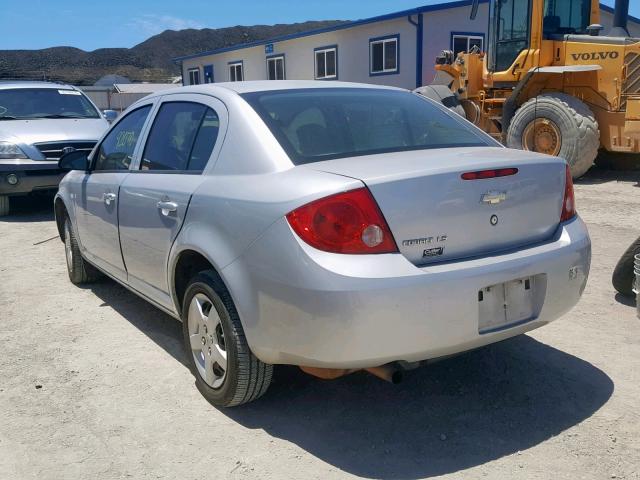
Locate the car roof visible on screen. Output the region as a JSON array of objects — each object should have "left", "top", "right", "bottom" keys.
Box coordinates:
[
  {"left": 144, "top": 80, "right": 405, "bottom": 99},
  {"left": 0, "top": 81, "right": 76, "bottom": 90}
]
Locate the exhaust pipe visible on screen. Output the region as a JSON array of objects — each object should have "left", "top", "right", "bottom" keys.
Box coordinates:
[
  {"left": 365, "top": 365, "right": 403, "bottom": 384},
  {"left": 300, "top": 364, "right": 404, "bottom": 384},
  {"left": 609, "top": 0, "right": 630, "bottom": 37}
]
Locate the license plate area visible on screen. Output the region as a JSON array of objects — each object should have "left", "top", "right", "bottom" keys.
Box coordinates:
[{"left": 478, "top": 274, "right": 546, "bottom": 334}]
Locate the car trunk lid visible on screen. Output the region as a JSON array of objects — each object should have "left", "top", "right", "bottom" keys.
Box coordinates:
[{"left": 307, "top": 147, "right": 566, "bottom": 265}]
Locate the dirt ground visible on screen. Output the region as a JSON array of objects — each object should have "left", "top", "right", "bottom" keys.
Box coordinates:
[{"left": 1, "top": 167, "right": 639, "bottom": 480}]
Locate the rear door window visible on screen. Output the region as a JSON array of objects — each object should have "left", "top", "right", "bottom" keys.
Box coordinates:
[{"left": 140, "top": 102, "right": 220, "bottom": 171}]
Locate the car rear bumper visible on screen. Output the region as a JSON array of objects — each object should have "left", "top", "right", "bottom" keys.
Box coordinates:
[
  {"left": 222, "top": 216, "right": 591, "bottom": 368},
  {"left": 0, "top": 161, "right": 64, "bottom": 195}
]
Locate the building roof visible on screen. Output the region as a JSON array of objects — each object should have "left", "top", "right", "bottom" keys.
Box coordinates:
[
  {"left": 173, "top": 0, "right": 640, "bottom": 64},
  {"left": 113, "top": 83, "right": 179, "bottom": 94},
  {"left": 172, "top": 0, "right": 488, "bottom": 62},
  {"left": 94, "top": 74, "right": 131, "bottom": 86}
]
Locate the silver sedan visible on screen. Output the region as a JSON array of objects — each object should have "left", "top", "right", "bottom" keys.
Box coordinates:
[{"left": 54, "top": 81, "right": 591, "bottom": 406}]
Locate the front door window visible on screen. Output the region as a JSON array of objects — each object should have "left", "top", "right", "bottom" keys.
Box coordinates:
[
  {"left": 490, "top": 0, "right": 531, "bottom": 72},
  {"left": 92, "top": 105, "right": 151, "bottom": 171}
]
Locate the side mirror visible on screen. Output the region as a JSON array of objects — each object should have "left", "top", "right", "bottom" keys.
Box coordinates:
[
  {"left": 103, "top": 110, "right": 118, "bottom": 122},
  {"left": 59, "top": 150, "right": 89, "bottom": 171}
]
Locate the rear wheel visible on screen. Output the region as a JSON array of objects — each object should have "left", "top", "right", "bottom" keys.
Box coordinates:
[
  {"left": 0, "top": 195, "right": 9, "bottom": 216},
  {"left": 182, "top": 270, "right": 272, "bottom": 407},
  {"left": 507, "top": 93, "right": 600, "bottom": 179},
  {"left": 612, "top": 235, "right": 640, "bottom": 296},
  {"left": 64, "top": 217, "right": 102, "bottom": 284}
]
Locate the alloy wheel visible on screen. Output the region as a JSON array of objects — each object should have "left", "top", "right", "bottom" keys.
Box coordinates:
[
  {"left": 187, "top": 293, "right": 227, "bottom": 389},
  {"left": 64, "top": 222, "right": 73, "bottom": 272}
]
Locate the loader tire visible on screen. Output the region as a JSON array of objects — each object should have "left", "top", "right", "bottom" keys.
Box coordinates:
[
  {"left": 414, "top": 84, "right": 466, "bottom": 119},
  {"left": 507, "top": 93, "right": 600, "bottom": 179},
  {"left": 612, "top": 235, "right": 640, "bottom": 297}
]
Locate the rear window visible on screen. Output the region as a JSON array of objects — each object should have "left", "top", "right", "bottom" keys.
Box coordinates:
[{"left": 241, "top": 88, "right": 492, "bottom": 165}]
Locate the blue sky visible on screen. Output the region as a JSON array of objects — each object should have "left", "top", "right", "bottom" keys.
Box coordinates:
[{"left": 0, "top": 0, "right": 635, "bottom": 51}]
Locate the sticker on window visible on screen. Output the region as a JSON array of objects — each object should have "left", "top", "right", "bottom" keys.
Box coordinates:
[{"left": 58, "top": 90, "right": 82, "bottom": 95}]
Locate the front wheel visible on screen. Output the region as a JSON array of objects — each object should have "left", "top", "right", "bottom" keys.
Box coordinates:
[
  {"left": 182, "top": 271, "right": 272, "bottom": 407},
  {"left": 64, "top": 217, "right": 102, "bottom": 284},
  {"left": 507, "top": 93, "right": 600, "bottom": 179}
]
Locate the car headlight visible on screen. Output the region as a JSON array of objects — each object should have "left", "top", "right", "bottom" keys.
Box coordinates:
[{"left": 0, "top": 142, "right": 28, "bottom": 159}]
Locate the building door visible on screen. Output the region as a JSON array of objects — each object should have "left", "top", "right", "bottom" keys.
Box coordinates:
[{"left": 203, "top": 65, "right": 214, "bottom": 83}]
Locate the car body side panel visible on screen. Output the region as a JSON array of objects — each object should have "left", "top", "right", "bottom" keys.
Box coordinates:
[
  {"left": 73, "top": 171, "right": 129, "bottom": 280},
  {"left": 119, "top": 174, "right": 205, "bottom": 309},
  {"left": 200, "top": 92, "right": 293, "bottom": 175},
  {"left": 168, "top": 169, "right": 363, "bottom": 310},
  {"left": 118, "top": 93, "right": 230, "bottom": 310}
]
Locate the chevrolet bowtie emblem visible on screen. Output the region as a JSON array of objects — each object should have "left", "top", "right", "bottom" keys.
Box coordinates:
[{"left": 481, "top": 191, "right": 507, "bottom": 205}]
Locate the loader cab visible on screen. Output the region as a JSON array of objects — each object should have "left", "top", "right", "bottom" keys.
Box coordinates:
[{"left": 486, "top": 0, "right": 597, "bottom": 78}]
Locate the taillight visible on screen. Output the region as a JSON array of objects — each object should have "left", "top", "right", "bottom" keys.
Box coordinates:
[
  {"left": 286, "top": 187, "right": 398, "bottom": 254},
  {"left": 461, "top": 168, "right": 518, "bottom": 180},
  {"left": 560, "top": 164, "right": 576, "bottom": 222}
]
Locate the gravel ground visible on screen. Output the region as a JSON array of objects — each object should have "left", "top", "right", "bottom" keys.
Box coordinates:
[{"left": 1, "top": 167, "right": 639, "bottom": 480}]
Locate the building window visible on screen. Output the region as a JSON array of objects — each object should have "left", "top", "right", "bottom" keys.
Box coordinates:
[
  {"left": 314, "top": 46, "right": 337, "bottom": 80},
  {"left": 188, "top": 68, "right": 201, "bottom": 85},
  {"left": 369, "top": 35, "right": 399, "bottom": 75},
  {"left": 266, "top": 55, "right": 285, "bottom": 80},
  {"left": 228, "top": 62, "right": 244, "bottom": 82},
  {"left": 451, "top": 33, "right": 484, "bottom": 56}
]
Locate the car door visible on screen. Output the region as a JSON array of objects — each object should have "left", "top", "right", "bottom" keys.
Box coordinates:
[
  {"left": 118, "top": 94, "right": 227, "bottom": 309},
  {"left": 75, "top": 104, "right": 153, "bottom": 279}
]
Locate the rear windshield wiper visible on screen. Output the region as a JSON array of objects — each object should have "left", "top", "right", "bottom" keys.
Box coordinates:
[{"left": 0, "top": 115, "right": 19, "bottom": 120}]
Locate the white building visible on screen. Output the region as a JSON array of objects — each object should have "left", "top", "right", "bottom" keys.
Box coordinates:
[{"left": 174, "top": 0, "right": 640, "bottom": 90}]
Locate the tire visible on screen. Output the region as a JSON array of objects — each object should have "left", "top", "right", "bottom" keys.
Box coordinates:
[
  {"left": 612, "top": 235, "right": 640, "bottom": 296},
  {"left": 0, "top": 195, "right": 9, "bottom": 216},
  {"left": 182, "top": 270, "right": 272, "bottom": 407},
  {"left": 506, "top": 93, "right": 600, "bottom": 179},
  {"left": 414, "top": 84, "right": 466, "bottom": 119},
  {"left": 64, "top": 216, "right": 102, "bottom": 284}
]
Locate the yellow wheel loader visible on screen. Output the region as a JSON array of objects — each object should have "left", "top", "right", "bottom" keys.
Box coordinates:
[{"left": 417, "top": 0, "right": 640, "bottom": 178}]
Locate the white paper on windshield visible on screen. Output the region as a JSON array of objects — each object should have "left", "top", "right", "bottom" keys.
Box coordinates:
[{"left": 58, "top": 90, "right": 82, "bottom": 95}]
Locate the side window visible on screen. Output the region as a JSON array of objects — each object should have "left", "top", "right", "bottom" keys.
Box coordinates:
[
  {"left": 228, "top": 62, "right": 243, "bottom": 81},
  {"left": 315, "top": 47, "right": 337, "bottom": 80},
  {"left": 369, "top": 36, "right": 399, "bottom": 75},
  {"left": 266, "top": 55, "right": 285, "bottom": 80},
  {"left": 494, "top": 0, "right": 531, "bottom": 71},
  {"left": 188, "top": 109, "right": 220, "bottom": 171},
  {"left": 140, "top": 102, "right": 220, "bottom": 172},
  {"left": 452, "top": 34, "right": 484, "bottom": 56},
  {"left": 92, "top": 105, "right": 151, "bottom": 171},
  {"left": 188, "top": 68, "right": 201, "bottom": 85}
]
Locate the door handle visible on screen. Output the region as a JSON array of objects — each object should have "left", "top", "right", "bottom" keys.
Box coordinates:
[
  {"left": 157, "top": 200, "right": 178, "bottom": 216},
  {"left": 103, "top": 192, "right": 116, "bottom": 206}
]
